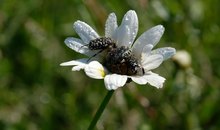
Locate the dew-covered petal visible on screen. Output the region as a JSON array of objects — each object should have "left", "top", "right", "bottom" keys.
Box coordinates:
[
  {"left": 132, "top": 25, "right": 164, "bottom": 58},
  {"left": 73, "top": 20, "right": 100, "bottom": 44},
  {"left": 113, "top": 10, "right": 138, "bottom": 47},
  {"left": 135, "top": 44, "right": 154, "bottom": 60},
  {"left": 104, "top": 74, "right": 127, "bottom": 90},
  {"left": 151, "top": 47, "right": 176, "bottom": 60},
  {"left": 85, "top": 61, "right": 106, "bottom": 79},
  {"left": 64, "top": 37, "right": 97, "bottom": 57},
  {"left": 141, "top": 54, "right": 163, "bottom": 71},
  {"left": 113, "top": 26, "right": 130, "bottom": 46},
  {"left": 105, "top": 13, "right": 118, "bottom": 38},
  {"left": 143, "top": 72, "right": 165, "bottom": 88},
  {"left": 60, "top": 58, "right": 88, "bottom": 71}
]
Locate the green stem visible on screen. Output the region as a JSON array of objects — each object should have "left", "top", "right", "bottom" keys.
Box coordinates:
[{"left": 88, "top": 90, "right": 114, "bottom": 130}]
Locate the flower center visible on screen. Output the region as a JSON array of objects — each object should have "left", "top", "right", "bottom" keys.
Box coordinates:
[
  {"left": 87, "top": 37, "right": 144, "bottom": 76},
  {"left": 104, "top": 46, "right": 144, "bottom": 76}
]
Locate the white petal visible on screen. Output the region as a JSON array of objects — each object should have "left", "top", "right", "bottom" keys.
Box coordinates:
[
  {"left": 131, "top": 76, "right": 148, "bottom": 85},
  {"left": 113, "top": 10, "right": 138, "bottom": 47},
  {"left": 135, "top": 44, "right": 154, "bottom": 60},
  {"left": 114, "top": 26, "right": 130, "bottom": 46},
  {"left": 104, "top": 74, "right": 127, "bottom": 90},
  {"left": 72, "top": 65, "right": 85, "bottom": 71},
  {"left": 143, "top": 72, "right": 165, "bottom": 88},
  {"left": 131, "top": 72, "right": 165, "bottom": 88},
  {"left": 60, "top": 58, "right": 88, "bottom": 66},
  {"left": 85, "top": 61, "right": 106, "bottom": 79},
  {"left": 60, "top": 58, "right": 88, "bottom": 71},
  {"left": 105, "top": 13, "right": 118, "bottom": 38},
  {"left": 151, "top": 47, "right": 176, "bottom": 60},
  {"left": 64, "top": 37, "right": 97, "bottom": 57},
  {"left": 141, "top": 54, "right": 163, "bottom": 71},
  {"left": 73, "top": 21, "right": 100, "bottom": 44},
  {"left": 132, "top": 25, "right": 164, "bottom": 58}
]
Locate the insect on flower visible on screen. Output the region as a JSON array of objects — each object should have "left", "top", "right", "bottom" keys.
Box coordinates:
[
  {"left": 88, "top": 37, "right": 116, "bottom": 51},
  {"left": 82, "top": 37, "right": 116, "bottom": 61},
  {"left": 85, "top": 37, "right": 144, "bottom": 76}
]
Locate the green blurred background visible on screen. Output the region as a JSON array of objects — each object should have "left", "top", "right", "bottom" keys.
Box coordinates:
[{"left": 1, "top": 0, "right": 220, "bottom": 129}]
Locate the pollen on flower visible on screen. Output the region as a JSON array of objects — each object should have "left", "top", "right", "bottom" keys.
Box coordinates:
[
  {"left": 99, "top": 67, "right": 106, "bottom": 77},
  {"left": 84, "top": 61, "right": 106, "bottom": 79}
]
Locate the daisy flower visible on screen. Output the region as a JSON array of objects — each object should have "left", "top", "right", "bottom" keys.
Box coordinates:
[{"left": 61, "top": 10, "right": 176, "bottom": 90}]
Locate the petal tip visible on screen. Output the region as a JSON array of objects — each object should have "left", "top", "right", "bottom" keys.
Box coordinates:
[
  {"left": 127, "top": 10, "right": 136, "bottom": 14},
  {"left": 64, "top": 37, "right": 72, "bottom": 44},
  {"left": 60, "top": 63, "right": 65, "bottom": 66},
  {"left": 172, "top": 48, "right": 176, "bottom": 54},
  {"left": 60, "top": 62, "right": 71, "bottom": 66},
  {"left": 157, "top": 25, "right": 165, "bottom": 33},
  {"left": 73, "top": 20, "right": 82, "bottom": 25},
  {"left": 73, "top": 20, "right": 83, "bottom": 29},
  {"left": 166, "top": 47, "right": 176, "bottom": 57},
  {"left": 109, "top": 12, "right": 116, "bottom": 17},
  {"left": 156, "top": 77, "right": 166, "bottom": 89}
]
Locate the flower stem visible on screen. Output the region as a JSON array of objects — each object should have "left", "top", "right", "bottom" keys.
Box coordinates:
[{"left": 88, "top": 90, "right": 114, "bottom": 130}]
